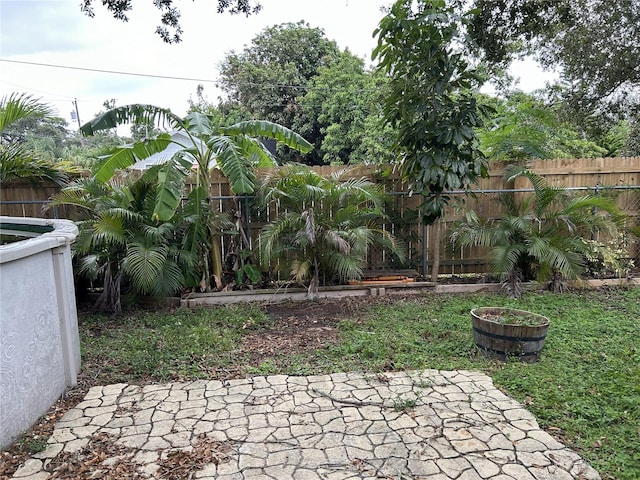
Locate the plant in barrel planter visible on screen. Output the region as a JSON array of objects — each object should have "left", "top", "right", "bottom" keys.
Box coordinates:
[{"left": 471, "top": 307, "right": 550, "bottom": 362}]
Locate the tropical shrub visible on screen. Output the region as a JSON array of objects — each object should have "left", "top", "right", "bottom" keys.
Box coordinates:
[
  {"left": 582, "top": 233, "right": 636, "bottom": 279},
  {"left": 257, "top": 165, "right": 405, "bottom": 298},
  {"left": 451, "top": 166, "right": 626, "bottom": 297},
  {"left": 50, "top": 170, "right": 199, "bottom": 312},
  {"left": 79, "top": 104, "right": 313, "bottom": 291}
]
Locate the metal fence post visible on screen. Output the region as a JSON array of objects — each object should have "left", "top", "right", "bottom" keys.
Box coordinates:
[
  {"left": 422, "top": 223, "right": 427, "bottom": 279},
  {"left": 243, "top": 195, "right": 251, "bottom": 249}
]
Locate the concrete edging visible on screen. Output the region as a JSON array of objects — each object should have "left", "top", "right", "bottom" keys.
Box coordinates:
[{"left": 180, "top": 277, "right": 639, "bottom": 307}]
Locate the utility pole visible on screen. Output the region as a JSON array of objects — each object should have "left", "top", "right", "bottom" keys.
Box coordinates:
[{"left": 71, "top": 98, "right": 81, "bottom": 130}]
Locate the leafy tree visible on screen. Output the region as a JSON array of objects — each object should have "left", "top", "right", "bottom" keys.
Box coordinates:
[
  {"left": 80, "top": 104, "right": 312, "bottom": 290},
  {"left": 374, "top": 0, "right": 490, "bottom": 281},
  {"left": 187, "top": 84, "right": 251, "bottom": 128},
  {"left": 218, "top": 21, "right": 340, "bottom": 164},
  {"left": 452, "top": 167, "right": 626, "bottom": 297},
  {"left": 477, "top": 92, "right": 608, "bottom": 161},
  {"left": 257, "top": 165, "right": 405, "bottom": 299},
  {"left": 468, "top": 0, "right": 640, "bottom": 116},
  {"left": 2, "top": 112, "right": 69, "bottom": 155},
  {"left": 594, "top": 121, "right": 632, "bottom": 158},
  {"left": 80, "top": 0, "right": 261, "bottom": 43},
  {"left": 299, "top": 51, "right": 396, "bottom": 165},
  {"left": 0, "top": 93, "right": 76, "bottom": 184},
  {"left": 56, "top": 132, "right": 127, "bottom": 170},
  {"left": 623, "top": 119, "right": 640, "bottom": 156}
]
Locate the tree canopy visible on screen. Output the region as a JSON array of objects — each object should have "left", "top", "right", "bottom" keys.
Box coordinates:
[
  {"left": 476, "top": 92, "right": 618, "bottom": 161},
  {"left": 217, "top": 21, "right": 341, "bottom": 164},
  {"left": 80, "top": 0, "right": 261, "bottom": 43},
  {"left": 299, "top": 52, "right": 396, "bottom": 165},
  {"left": 468, "top": 0, "right": 640, "bottom": 117},
  {"left": 374, "top": 0, "right": 489, "bottom": 214},
  {"left": 374, "top": 0, "right": 490, "bottom": 280}
]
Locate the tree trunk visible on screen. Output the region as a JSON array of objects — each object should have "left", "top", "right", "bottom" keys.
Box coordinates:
[
  {"left": 210, "top": 234, "right": 224, "bottom": 291},
  {"left": 430, "top": 218, "right": 441, "bottom": 283},
  {"left": 308, "top": 257, "right": 320, "bottom": 299}
]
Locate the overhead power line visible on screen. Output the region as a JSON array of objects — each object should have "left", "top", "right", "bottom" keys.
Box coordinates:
[
  {"left": 0, "top": 59, "right": 386, "bottom": 112},
  {"left": 0, "top": 58, "right": 380, "bottom": 93},
  {"left": 0, "top": 58, "right": 218, "bottom": 83},
  {"left": 0, "top": 79, "right": 77, "bottom": 100}
]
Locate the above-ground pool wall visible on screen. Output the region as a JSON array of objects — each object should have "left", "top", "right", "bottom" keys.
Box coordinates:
[{"left": 0, "top": 217, "right": 80, "bottom": 449}]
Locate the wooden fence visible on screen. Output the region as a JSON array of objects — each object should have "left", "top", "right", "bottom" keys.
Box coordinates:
[
  {"left": 2, "top": 157, "right": 640, "bottom": 276},
  {"left": 189, "top": 158, "right": 640, "bottom": 276},
  {"left": 0, "top": 181, "right": 72, "bottom": 219}
]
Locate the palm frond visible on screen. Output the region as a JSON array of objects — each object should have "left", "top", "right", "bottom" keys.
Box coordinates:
[
  {"left": 259, "top": 213, "right": 307, "bottom": 265},
  {"left": 369, "top": 227, "right": 407, "bottom": 264},
  {"left": 75, "top": 254, "right": 101, "bottom": 281},
  {"left": 0, "top": 92, "right": 53, "bottom": 134},
  {"left": 0, "top": 144, "right": 72, "bottom": 185},
  {"left": 290, "top": 259, "right": 312, "bottom": 283},
  {"left": 490, "top": 243, "right": 526, "bottom": 275},
  {"left": 322, "top": 250, "right": 364, "bottom": 282},
  {"left": 122, "top": 242, "right": 170, "bottom": 295},
  {"left": 323, "top": 228, "right": 351, "bottom": 255},
  {"left": 80, "top": 104, "right": 182, "bottom": 136},
  {"left": 151, "top": 258, "right": 185, "bottom": 297}
]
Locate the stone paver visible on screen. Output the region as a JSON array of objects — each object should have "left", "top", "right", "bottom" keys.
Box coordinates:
[{"left": 10, "top": 370, "right": 600, "bottom": 479}]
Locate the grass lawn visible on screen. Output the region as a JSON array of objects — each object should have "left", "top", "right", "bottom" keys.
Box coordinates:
[{"left": 80, "top": 287, "right": 640, "bottom": 480}]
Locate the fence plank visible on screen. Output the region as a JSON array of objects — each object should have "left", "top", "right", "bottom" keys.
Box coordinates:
[{"left": 2, "top": 157, "right": 640, "bottom": 276}]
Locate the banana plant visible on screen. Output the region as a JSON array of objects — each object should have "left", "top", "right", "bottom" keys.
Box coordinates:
[{"left": 80, "top": 104, "right": 313, "bottom": 290}]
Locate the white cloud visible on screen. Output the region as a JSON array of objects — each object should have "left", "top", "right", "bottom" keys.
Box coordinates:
[
  {"left": 0, "top": 0, "right": 555, "bottom": 130},
  {"left": 510, "top": 58, "right": 557, "bottom": 92}
]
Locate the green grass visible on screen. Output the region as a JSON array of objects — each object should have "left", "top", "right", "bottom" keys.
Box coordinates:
[
  {"left": 79, "top": 288, "right": 640, "bottom": 480},
  {"left": 81, "top": 303, "right": 273, "bottom": 381}
]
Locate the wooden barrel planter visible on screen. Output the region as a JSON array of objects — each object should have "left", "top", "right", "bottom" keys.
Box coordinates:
[{"left": 471, "top": 307, "right": 550, "bottom": 362}]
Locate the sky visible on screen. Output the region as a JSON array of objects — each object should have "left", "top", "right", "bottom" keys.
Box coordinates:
[{"left": 0, "top": 0, "right": 555, "bottom": 130}]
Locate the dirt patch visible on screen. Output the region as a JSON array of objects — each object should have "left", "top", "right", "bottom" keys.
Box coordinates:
[{"left": 240, "top": 297, "right": 371, "bottom": 364}]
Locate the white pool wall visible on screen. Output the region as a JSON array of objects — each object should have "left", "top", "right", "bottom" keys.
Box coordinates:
[{"left": 0, "top": 216, "right": 80, "bottom": 448}]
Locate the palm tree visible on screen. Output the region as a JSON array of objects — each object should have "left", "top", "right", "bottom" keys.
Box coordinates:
[
  {"left": 80, "top": 104, "right": 313, "bottom": 290},
  {"left": 257, "top": 165, "right": 405, "bottom": 298},
  {"left": 451, "top": 166, "right": 626, "bottom": 297},
  {"left": 50, "top": 167, "right": 207, "bottom": 313},
  {"left": 0, "top": 93, "right": 74, "bottom": 184}
]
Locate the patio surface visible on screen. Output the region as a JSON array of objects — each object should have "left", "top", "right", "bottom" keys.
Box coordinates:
[{"left": 10, "top": 370, "right": 601, "bottom": 479}]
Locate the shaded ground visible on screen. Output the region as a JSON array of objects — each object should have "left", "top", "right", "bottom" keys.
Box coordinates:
[{"left": 0, "top": 296, "right": 395, "bottom": 478}]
